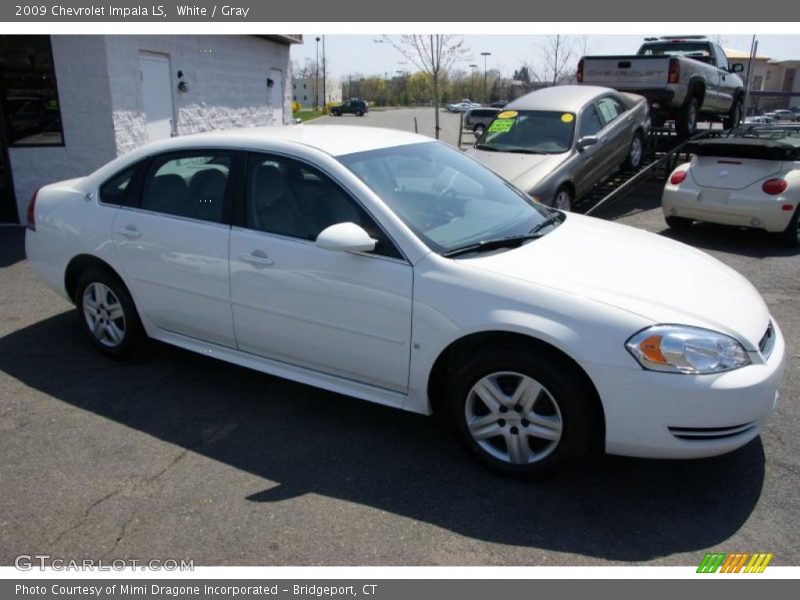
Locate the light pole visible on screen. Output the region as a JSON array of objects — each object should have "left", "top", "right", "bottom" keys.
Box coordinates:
[
  {"left": 322, "top": 35, "right": 327, "bottom": 108},
  {"left": 481, "top": 52, "right": 491, "bottom": 104},
  {"left": 314, "top": 37, "right": 320, "bottom": 110},
  {"left": 469, "top": 63, "right": 478, "bottom": 102}
]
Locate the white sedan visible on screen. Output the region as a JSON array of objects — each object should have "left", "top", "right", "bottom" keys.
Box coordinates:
[
  {"left": 663, "top": 124, "right": 800, "bottom": 246},
  {"left": 25, "top": 126, "right": 785, "bottom": 477}
]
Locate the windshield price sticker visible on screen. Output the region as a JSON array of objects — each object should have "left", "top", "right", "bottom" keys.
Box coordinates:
[
  {"left": 488, "top": 119, "right": 515, "bottom": 133},
  {"left": 561, "top": 113, "right": 575, "bottom": 123}
]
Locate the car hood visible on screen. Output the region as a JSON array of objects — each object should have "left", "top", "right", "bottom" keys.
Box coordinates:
[
  {"left": 466, "top": 149, "right": 568, "bottom": 191},
  {"left": 460, "top": 213, "right": 769, "bottom": 350}
]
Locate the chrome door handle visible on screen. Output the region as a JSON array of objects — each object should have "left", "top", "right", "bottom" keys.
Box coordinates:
[
  {"left": 239, "top": 252, "right": 274, "bottom": 267},
  {"left": 116, "top": 225, "right": 142, "bottom": 239}
]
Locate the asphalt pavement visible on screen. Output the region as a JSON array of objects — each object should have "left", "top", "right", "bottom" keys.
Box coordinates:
[{"left": 0, "top": 113, "right": 798, "bottom": 566}]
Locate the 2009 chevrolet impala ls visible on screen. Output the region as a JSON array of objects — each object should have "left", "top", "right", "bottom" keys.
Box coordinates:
[{"left": 25, "top": 126, "right": 785, "bottom": 477}]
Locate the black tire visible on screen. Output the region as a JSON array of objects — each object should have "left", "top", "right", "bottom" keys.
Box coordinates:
[
  {"left": 355, "top": 109, "right": 364, "bottom": 117},
  {"left": 723, "top": 96, "right": 744, "bottom": 130},
  {"left": 331, "top": 110, "right": 341, "bottom": 117},
  {"left": 552, "top": 185, "right": 573, "bottom": 211},
  {"left": 778, "top": 206, "right": 800, "bottom": 247},
  {"left": 676, "top": 96, "right": 699, "bottom": 138},
  {"left": 446, "top": 344, "right": 598, "bottom": 478},
  {"left": 75, "top": 267, "right": 143, "bottom": 359},
  {"left": 623, "top": 131, "right": 644, "bottom": 170},
  {"left": 665, "top": 215, "right": 694, "bottom": 231}
]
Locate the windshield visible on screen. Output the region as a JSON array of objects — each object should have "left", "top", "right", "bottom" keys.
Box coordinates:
[
  {"left": 475, "top": 110, "right": 574, "bottom": 154},
  {"left": 337, "top": 142, "right": 556, "bottom": 254},
  {"left": 732, "top": 125, "right": 800, "bottom": 147}
]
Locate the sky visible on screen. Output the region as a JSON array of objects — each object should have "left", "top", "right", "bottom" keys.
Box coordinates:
[{"left": 291, "top": 35, "right": 800, "bottom": 80}]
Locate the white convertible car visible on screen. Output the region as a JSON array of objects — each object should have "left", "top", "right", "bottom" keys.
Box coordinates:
[
  {"left": 25, "top": 126, "right": 785, "bottom": 477},
  {"left": 663, "top": 124, "right": 800, "bottom": 246}
]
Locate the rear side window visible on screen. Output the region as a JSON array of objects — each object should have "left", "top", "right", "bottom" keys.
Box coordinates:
[
  {"left": 141, "top": 153, "right": 232, "bottom": 224},
  {"left": 99, "top": 165, "right": 137, "bottom": 205},
  {"left": 596, "top": 97, "right": 627, "bottom": 124}
]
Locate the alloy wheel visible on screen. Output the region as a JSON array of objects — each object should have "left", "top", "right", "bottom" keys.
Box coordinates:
[
  {"left": 82, "top": 282, "right": 126, "bottom": 348},
  {"left": 465, "top": 371, "right": 563, "bottom": 465}
]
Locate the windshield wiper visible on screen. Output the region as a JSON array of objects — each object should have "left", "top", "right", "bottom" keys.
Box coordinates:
[
  {"left": 528, "top": 212, "right": 564, "bottom": 235},
  {"left": 442, "top": 233, "right": 546, "bottom": 258}
]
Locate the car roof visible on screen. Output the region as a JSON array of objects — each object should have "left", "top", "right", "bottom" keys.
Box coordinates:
[
  {"left": 506, "top": 85, "right": 620, "bottom": 113},
  {"left": 111, "top": 125, "right": 430, "bottom": 161}
]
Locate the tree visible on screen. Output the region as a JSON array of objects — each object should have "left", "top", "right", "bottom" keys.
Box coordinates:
[
  {"left": 384, "top": 34, "right": 470, "bottom": 139},
  {"left": 513, "top": 66, "right": 531, "bottom": 85},
  {"left": 529, "top": 35, "right": 577, "bottom": 86}
]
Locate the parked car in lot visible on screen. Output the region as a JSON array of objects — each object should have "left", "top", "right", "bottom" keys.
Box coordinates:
[
  {"left": 447, "top": 100, "right": 481, "bottom": 113},
  {"left": 26, "top": 126, "right": 784, "bottom": 477},
  {"left": 463, "top": 107, "right": 500, "bottom": 136},
  {"left": 663, "top": 123, "right": 800, "bottom": 246},
  {"left": 771, "top": 109, "right": 799, "bottom": 122},
  {"left": 745, "top": 115, "right": 777, "bottom": 125},
  {"left": 330, "top": 99, "right": 369, "bottom": 117},
  {"left": 578, "top": 36, "right": 744, "bottom": 136},
  {"left": 468, "top": 85, "right": 650, "bottom": 210},
  {"left": 490, "top": 100, "right": 509, "bottom": 108}
]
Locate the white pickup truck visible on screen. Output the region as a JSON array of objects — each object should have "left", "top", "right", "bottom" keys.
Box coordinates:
[{"left": 577, "top": 37, "right": 745, "bottom": 137}]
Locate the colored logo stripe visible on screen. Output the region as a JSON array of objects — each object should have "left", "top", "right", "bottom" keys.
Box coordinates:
[{"left": 697, "top": 552, "right": 773, "bottom": 573}]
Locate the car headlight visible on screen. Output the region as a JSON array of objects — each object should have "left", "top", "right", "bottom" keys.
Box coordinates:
[{"left": 625, "top": 325, "right": 751, "bottom": 374}]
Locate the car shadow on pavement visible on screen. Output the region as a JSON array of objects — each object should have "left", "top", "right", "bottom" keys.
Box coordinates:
[
  {"left": 0, "top": 226, "right": 25, "bottom": 268},
  {"left": 659, "top": 223, "right": 800, "bottom": 258},
  {"left": 0, "top": 311, "right": 766, "bottom": 563}
]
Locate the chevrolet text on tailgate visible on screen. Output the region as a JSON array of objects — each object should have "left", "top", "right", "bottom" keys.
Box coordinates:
[{"left": 578, "top": 36, "right": 745, "bottom": 137}]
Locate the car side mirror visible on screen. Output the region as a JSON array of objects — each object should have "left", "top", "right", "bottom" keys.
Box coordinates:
[
  {"left": 315, "top": 222, "right": 376, "bottom": 253},
  {"left": 731, "top": 63, "right": 744, "bottom": 73},
  {"left": 577, "top": 135, "right": 598, "bottom": 149}
]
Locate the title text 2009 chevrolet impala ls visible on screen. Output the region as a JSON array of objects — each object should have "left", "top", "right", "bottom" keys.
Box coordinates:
[{"left": 25, "top": 126, "right": 785, "bottom": 476}]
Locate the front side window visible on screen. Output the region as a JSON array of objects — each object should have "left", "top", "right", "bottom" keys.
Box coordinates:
[
  {"left": 141, "top": 153, "right": 232, "bottom": 223},
  {"left": 245, "top": 153, "right": 401, "bottom": 258},
  {"left": 337, "top": 142, "right": 555, "bottom": 254},
  {"left": 578, "top": 105, "right": 604, "bottom": 138},
  {"left": 476, "top": 110, "right": 575, "bottom": 154}
]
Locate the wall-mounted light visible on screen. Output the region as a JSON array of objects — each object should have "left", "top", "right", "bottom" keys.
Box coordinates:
[
  {"left": 267, "top": 78, "right": 275, "bottom": 88},
  {"left": 178, "top": 80, "right": 189, "bottom": 93}
]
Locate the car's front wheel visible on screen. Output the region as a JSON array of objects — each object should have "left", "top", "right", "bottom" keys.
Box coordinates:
[
  {"left": 552, "top": 185, "right": 573, "bottom": 211},
  {"left": 446, "top": 345, "right": 597, "bottom": 477},
  {"left": 76, "top": 268, "right": 142, "bottom": 358},
  {"left": 355, "top": 109, "right": 364, "bottom": 117}
]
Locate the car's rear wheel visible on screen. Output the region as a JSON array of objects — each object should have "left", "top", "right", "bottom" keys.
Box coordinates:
[
  {"left": 779, "top": 206, "right": 800, "bottom": 247},
  {"left": 723, "top": 96, "right": 744, "bottom": 130},
  {"left": 665, "top": 215, "right": 694, "bottom": 231},
  {"left": 677, "top": 96, "right": 699, "bottom": 138},
  {"left": 75, "top": 268, "right": 142, "bottom": 358},
  {"left": 355, "top": 109, "right": 364, "bottom": 117},
  {"left": 332, "top": 110, "right": 341, "bottom": 116},
  {"left": 623, "top": 132, "right": 644, "bottom": 170},
  {"left": 553, "top": 186, "right": 573, "bottom": 211},
  {"left": 446, "top": 345, "right": 597, "bottom": 478}
]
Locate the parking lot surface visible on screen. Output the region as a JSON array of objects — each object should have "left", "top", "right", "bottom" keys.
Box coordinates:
[{"left": 0, "top": 122, "right": 798, "bottom": 565}]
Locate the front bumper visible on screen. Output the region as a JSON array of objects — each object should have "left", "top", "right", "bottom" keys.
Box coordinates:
[{"left": 583, "top": 319, "right": 786, "bottom": 459}]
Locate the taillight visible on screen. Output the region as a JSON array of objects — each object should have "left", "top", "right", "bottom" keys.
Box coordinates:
[
  {"left": 762, "top": 179, "right": 787, "bottom": 195},
  {"left": 576, "top": 58, "right": 584, "bottom": 83},
  {"left": 668, "top": 58, "right": 680, "bottom": 84},
  {"left": 670, "top": 170, "right": 688, "bottom": 185},
  {"left": 26, "top": 188, "right": 40, "bottom": 231}
]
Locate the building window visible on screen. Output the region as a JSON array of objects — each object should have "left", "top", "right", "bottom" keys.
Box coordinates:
[
  {"left": 303, "top": 83, "right": 307, "bottom": 89},
  {"left": 303, "top": 95, "right": 306, "bottom": 101},
  {"left": 0, "top": 35, "right": 64, "bottom": 147}
]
